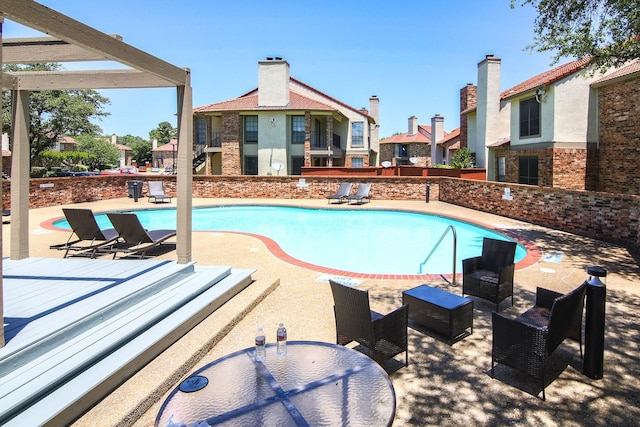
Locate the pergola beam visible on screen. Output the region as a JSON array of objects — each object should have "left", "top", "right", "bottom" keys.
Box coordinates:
[
  {"left": 0, "top": 0, "right": 188, "bottom": 85},
  {"left": 5, "top": 69, "right": 180, "bottom": 91},
  {"left": 2, "top": 36, "right": 122, "bottom": 63}
]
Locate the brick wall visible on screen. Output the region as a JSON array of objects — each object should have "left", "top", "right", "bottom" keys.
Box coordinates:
[
  {"left": 597, "top": 76, "right": 640, "bottom": 195},
  {"left": 4, "top": 175, "right": 639, "bottom": 249},
  {"left": 439, "top": 178, "right": 640, "bottom": 248}
]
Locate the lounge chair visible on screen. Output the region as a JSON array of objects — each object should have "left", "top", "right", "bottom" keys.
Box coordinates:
[
  {"left": 49, "top": 208, "right": 119, "bottom": 258},
  {"left": 106, "top": 212, "right": 176, "bottom": 259},
  {"left": 347, "top": 183, "right": 371, "bottom": 205},
  {"left": 329, "top": 279, "right": 409, "bottom": 368},
  {"left": 326, "top": 182, "right": 352, "bottom": 204},
  {"left": 147, "top": 181, "right": 172, "bottom": 203},
  {"left": 491, "top": 282, "right": 587, "bottom": 400}
]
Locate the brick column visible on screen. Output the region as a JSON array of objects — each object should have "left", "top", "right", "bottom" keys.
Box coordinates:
[
  {"left": 304, "top": 112, "right": 311, "bottom": 167},
  {"left": 222, "top": 113, "right": 242, "bottom": 175},
  {"left": 460, "top": 83, "right": 477, "bottom": 149}
]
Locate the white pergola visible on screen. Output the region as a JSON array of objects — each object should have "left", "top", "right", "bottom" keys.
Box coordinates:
[{"left": 0, "top": 0, "right": 194, "bottom": 346}]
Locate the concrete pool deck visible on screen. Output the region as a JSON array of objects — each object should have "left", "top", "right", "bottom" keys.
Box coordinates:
[{"left": 5, "top": 198, "right": 640, "bottom": 426}]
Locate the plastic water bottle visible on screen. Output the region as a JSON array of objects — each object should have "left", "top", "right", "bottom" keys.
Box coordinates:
[
  {"left": 255, "top": 326, "right": 266, "bottom": 362},
  {"left": 276, "top": 323, "right": 287, "bottom": 356}
]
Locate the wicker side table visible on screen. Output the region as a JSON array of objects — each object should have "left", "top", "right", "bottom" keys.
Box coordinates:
[{"left": 402, "top": 284, "right": 473, "bottom": 345}]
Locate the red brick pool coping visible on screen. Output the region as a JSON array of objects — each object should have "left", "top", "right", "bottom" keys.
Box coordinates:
[{"left": 41, "top": 204, "right": 542, "bottom": 281}]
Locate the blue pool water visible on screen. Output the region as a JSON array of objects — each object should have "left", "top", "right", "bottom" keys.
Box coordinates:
[{"left": 54, "top": 205, "right": 526, "bottom": 275}]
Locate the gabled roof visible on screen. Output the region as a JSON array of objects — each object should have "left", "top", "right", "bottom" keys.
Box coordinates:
[
  {"left": 194, "top": 76, "right": 375, "bottom": 123},
  {"left": 501, "top": 57, "right": 591, "bottom": 100},
  {"left": 194, "top": 90, "right": 337, "bottom": 113},
  {"left": 380, "top": 124, "right": 432, "bottom": 144},
  {"left": 440, "top": 128, "right": 460, "bottom": 146},
  {"left": 592, "top": 60, "right": 640, "bottom": 86},
  {"left": 153, "top": 139, "right": 178, "bottom": 152}
]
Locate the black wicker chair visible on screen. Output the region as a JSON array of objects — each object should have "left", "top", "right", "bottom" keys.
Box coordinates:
[
  {"left": 491, "top": 282, "right": 587, "bottom": 400},
  {"left": 329, "top": 280, "right": 409, "bottom": 368},
  {"left": 462, "top": 237, "right": 517, "bottom": 311}
]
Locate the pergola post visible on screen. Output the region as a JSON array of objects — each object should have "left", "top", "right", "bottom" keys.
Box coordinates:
[
  {"left": 9, "top": 89, "right": 30, "bottom": 260},
  {"left": 176, "top": 72, "right": 193, "bottom": 264}
]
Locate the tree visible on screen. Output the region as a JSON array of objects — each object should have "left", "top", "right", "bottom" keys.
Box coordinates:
[
  {"left": 120, "top": 134, "right": 152, "bottom": 165},
  {"left": 450, "top": 147, "right": 475, "bottom": 169},
  {"left": 76, "top": 134, "right": 119, "bottom": 170},
  {"left": 512, "top": 0, "right": 640, "bottom": 70},
  {"left": 2, "top": 63, "right": 111, "bottom": 162},
  {"left": 149, "top": 121, "right": 177, "bottom": 145}
]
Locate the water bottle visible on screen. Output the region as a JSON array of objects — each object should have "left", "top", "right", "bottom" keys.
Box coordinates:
[
  {"left": 255, "top": 326, "right": 266, "bottom": 362},
  {"left": 276, "top": 323, "right": 287, "bottom": 356}
]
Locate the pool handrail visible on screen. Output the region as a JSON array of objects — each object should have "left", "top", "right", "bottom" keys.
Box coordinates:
[{"left": 418, "top": 225, "right": 457, "bottom": 285}]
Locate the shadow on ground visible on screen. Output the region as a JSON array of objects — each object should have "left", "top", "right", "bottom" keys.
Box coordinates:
[{"left": 362, "top": 225, "right": 640, "bottom": 426}]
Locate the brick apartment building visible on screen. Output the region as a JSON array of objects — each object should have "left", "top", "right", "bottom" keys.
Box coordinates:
[
  {"left": 192, "top": 58, "right": 380, "bottom": 176},
  {"left": 462, "top": 54, "right": 640, "bottom": 194}
]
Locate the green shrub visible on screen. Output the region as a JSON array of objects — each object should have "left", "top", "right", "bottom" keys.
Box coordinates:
[
  {"left": 30, "top": 167, "right": 48, "bottom": 178},
  {"left": 450, "top": 147, "right": 474, "bottom": 168}
]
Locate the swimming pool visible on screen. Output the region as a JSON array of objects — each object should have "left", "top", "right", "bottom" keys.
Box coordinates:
[{"left": 53, "top": 205, "right": 527, "bottom": 276}]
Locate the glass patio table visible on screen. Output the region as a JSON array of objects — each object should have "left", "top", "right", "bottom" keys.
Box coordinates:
[{"left": 155, "top": 340, "right": 396, "bottom": 426}]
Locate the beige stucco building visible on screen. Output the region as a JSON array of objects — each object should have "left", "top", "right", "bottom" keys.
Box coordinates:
[{"left": 193, "top": 58, "right": 379, "bottom": 175}]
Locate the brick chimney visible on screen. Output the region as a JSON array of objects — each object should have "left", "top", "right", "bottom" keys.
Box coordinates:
[
  {"left": 459, "top": 83, "right": 477, "bottom": 149},
  {"left": 258, "top": 57, "right": 290, "bottom": 107},
  {"left": 408, "top": 116, "right": 418, "bottom": 136}
]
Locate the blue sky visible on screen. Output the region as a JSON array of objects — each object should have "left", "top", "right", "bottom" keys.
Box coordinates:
[{"left": 4, "top": 0, "right": 561, "bottom": 140}]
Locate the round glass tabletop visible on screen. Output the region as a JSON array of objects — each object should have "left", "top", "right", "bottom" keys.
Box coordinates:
[{"left": 155, "top": 341, "right": 396, "bottom": 426}]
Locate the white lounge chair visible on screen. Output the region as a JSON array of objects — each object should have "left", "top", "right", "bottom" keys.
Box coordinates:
[{"left": 147, "top": 181, "right": 172, "bottom": 203}]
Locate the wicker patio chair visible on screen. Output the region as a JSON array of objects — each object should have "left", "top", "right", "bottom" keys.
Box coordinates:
[
  {"left": 329, "top": 279, "right": 409, "bottom": 368},
  {"left": 462, "top": 237, "right": 517, "bottom": 311},
  {"left": 491, "top": 282, "right": 587, "bottom": 400}
]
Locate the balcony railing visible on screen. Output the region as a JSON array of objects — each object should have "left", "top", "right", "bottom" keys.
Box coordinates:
[
  {"left": 310, "top": 131, "right": 341, "bottom": 149},
  {"left": 210, "top": 132, "right": 222, "bottom": 148}
]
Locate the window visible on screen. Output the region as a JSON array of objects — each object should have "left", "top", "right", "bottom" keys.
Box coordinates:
[
  {"left": 351, "top": 122, "right": 363, "bottom": 147},
  {"left": 497, "top": 156, "right": 506, "bottom": 182},
  {"left": 244, "top": 116, "right": 258, "bottom": 144},
  {"left": 395, "top": 144, "right": 408, "bottom": 157},
  {"left": 518, "top": 156, "right": 538, "bottom": 185},
  {"left": 196, "top": 117, "right": 207, "bottom": 144},
  {"left": 292, "top": 116, "right": 305, "bottom": 144},
  {"left": 351, "top": 157, "right": 364, "bottom": 167},
  {"left": 519, "top": 97, "right": 540, "bottom": 138},
  {"left": 244, "top": 156, "right": 258, "bottom": 175}
]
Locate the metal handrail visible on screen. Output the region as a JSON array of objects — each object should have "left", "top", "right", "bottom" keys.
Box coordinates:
[{"left": 418, "top": 225, "right": 457, "bottom": 286}]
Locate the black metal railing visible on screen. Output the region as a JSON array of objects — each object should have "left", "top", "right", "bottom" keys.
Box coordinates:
[
  {"left": 310, "top": 131, "right": 341, "bottom": 149},
  {"left": 210, "top": 132, "right": 222, "bottom": 148}
]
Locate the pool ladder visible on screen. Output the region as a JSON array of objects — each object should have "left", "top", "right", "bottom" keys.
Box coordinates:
[{"left": 418, "top": 225, "right": 457, "bottom": 286}]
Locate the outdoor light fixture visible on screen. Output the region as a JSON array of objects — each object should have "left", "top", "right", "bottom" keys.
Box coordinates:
[{"left": 535, "top": 87, "right": 547, "bottom": 103}]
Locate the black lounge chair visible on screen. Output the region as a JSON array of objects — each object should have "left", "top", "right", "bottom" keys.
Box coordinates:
[
  {"left": 347, "top": 183, "right": 371, "bottom": 205},
  {"left": 326, "top": 182, "right": 352, "bottom": 204},
  {"left": 106, "top": 212, "right": 176, "bottom": 259},
  {"left": 462, "top": 237, "right": 517, "bottom": 311},
  {"left": 49, "top": 208, "right": 119, "bottom": 258},
  {"left": 147, "top": 181, "right": 172, "bottom": 203},
  {"left": 491, "top": 282, "right": 587, "bottom": 400},
  {"left": 329, "top": 279, "right": 409, "bottom": 368}
]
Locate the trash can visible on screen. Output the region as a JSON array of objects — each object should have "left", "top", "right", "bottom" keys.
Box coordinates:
[
  {"left": 127, "top": 180, "right": 144, "bottom": 201},
  {"left": 584, "top": 266, "right": 606, "bottom": 379}
]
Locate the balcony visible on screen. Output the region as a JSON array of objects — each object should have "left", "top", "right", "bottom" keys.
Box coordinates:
[{"left": 310, "top": 131, "right": 341, "bottom": 149}]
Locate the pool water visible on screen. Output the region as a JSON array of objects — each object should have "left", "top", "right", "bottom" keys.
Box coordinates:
[{"left": 55, "top": 205, "right": 526, "bottom": 276}]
